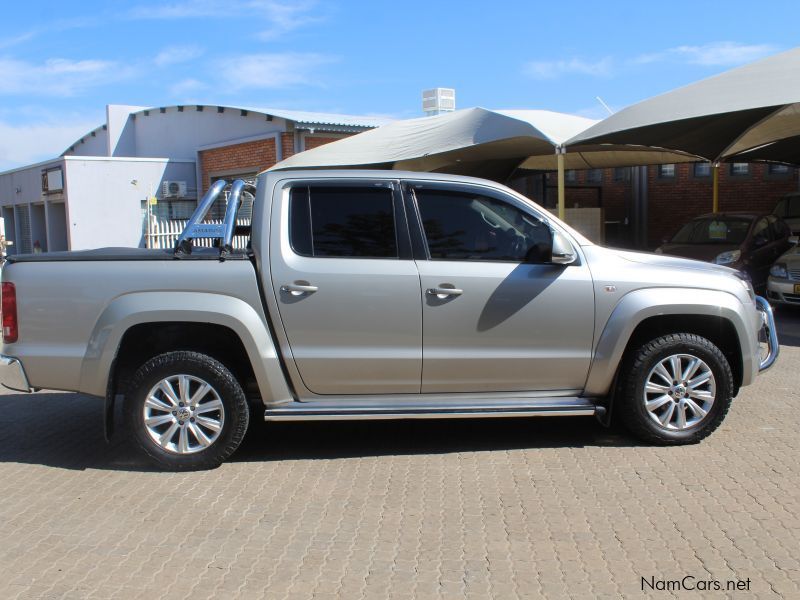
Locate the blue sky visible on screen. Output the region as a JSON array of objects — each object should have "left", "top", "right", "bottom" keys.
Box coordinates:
[{"left": 1, "top": 0, "right": 798, "bottom": 170}]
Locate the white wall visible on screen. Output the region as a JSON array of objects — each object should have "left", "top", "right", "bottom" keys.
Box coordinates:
[
  {"left": 0, "top": 159, "right": 65, "bottom": 253},
  {"left": 131, "top": 107, "right": 286, "bottom": 159},
  {"left": 64, "top": 158, "right": 196, "bottom": 250},
  {"left": 68, "top": 127, "right": 108, "bottom": 156}
]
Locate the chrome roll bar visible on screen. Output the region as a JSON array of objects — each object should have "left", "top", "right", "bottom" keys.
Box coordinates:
[
  {"left": 221, "top": 179, "right": 255, "bottom": 254},
  {"left": 174, "top": 179, "right": 228, "bottom": 254},
  {"left": 174, "top": 178, "right": 254, "bottom": 257}
]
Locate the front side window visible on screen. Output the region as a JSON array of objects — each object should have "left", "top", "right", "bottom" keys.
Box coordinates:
[
  {"left": 752, "top": 217, "right": 771, "bottom": 246},
  {"left": 415, "top": 188, "right": 551, "bottom": 262},
  {"left": 290, "top": 185, "right": 397, "bottom": 258}
]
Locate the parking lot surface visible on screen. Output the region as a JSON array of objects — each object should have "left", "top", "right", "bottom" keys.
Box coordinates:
[{"left": 1, "top": 310, "right": 799, "bottom": 599}]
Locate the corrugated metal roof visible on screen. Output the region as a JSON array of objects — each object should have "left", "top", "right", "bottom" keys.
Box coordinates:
[
  {"left": 61, "top": 104, "right": 394, "bottom": 156},
  {"left": 243, "top": 107, "right": 394, "bottom": 128}
]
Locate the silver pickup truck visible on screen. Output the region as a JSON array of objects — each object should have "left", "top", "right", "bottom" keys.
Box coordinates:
[{"left": 0, "top": 170, "right": 779, "bottom": 470}]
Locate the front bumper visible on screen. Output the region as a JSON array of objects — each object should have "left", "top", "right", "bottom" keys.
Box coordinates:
[
  {"left": 755, "top": 296, "right": 779, "bottom": 372},
  {"left": 767, "top": 277, "right": 800, "bottom": 306},
  {"left": 0, "top": 354, "right": 33, "bottom": 392}
]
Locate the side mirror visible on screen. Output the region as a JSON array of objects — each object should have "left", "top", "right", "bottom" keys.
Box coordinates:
[
  {"left": 551, "top": 230, "right": 577, "bottom": 265},
  {"left": 790, "top": 235, "right": 799, "bottom": 245}
]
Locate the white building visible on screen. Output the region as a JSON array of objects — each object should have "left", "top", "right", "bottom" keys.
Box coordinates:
[{"left": 0, "top": 105, "right": 389, "bottom": 254}]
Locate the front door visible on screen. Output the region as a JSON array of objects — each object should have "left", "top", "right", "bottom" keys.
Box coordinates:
[
  {"left": 269, "top": 181, "right": 422, "bottom": 395},
  {"left": 409, "top": 182, "right": 595, "bottom": 393}
]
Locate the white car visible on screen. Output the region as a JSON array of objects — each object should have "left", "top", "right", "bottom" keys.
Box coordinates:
[{"left": 768, "top": 235, "right": 800, "bottom": 306}]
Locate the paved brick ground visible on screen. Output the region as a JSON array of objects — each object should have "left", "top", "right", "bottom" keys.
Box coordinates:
[{"left": 1, "top": 311, "right": 799, "bottom": 599}]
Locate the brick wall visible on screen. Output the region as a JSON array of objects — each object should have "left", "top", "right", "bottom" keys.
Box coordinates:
[
  {"left": 304, "top": 136, "right": 345, "bottom": 151},
  {"left": 281, "top": 133, "right": 295, "bottom": 160},
  {"left": 646, "top": 163, "right": 797, "bottom": 244},
  {"left": 199, "top": 138, "right": 277, "bottom": 193},
  {"left": 198, "top": 134, "right": 353, "bottom": 192},
  {"left": 537, "top": 163, "right": 797, "bottom": 248}
]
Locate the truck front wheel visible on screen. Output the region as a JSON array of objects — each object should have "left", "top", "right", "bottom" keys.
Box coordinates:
[
  {"left": 124, "top": 351, "right": 250, "bottom": 470},
  {"left": 618, "top": 333, "right": 734, "bottom": 444}
]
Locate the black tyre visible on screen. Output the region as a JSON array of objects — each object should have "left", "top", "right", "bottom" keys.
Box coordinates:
[
  {"left": 124, "top": 351, "right": 249, "bottom": 470},
  {"left": 617, "top": 333, "right": 734, "bottom": 445}
]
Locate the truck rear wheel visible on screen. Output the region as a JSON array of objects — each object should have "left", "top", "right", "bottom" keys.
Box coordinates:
[
  {"left": 124, "top": 351, "right": 249, "bottom": 470},
  {"left": 618, "top": 333, "right": 734, "bottom": 445}
]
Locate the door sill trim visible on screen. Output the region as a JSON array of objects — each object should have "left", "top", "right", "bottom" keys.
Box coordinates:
[{"left": 264, "top": 397, "right": 597, "bottom": 421}]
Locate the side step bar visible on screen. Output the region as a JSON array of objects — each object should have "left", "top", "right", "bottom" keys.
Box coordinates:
[{"left": 264, "top": 397, "right": 599, "bottom": 421}]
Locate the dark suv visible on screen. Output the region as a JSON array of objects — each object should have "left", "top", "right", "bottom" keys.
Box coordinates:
[{"left": 656, "top": 212, "right": 793, "bottom": 290}]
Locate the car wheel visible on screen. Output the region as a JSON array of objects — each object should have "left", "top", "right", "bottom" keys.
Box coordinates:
[
  {"left": 124, "top": 351, "right": 249, "bottom": 470},
  {"left": 618, "top": 333, "right": 734, "bottom": 445}
]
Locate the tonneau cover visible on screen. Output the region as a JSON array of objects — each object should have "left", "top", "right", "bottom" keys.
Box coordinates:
[{"left": 5, "top": 247, "right": 249, "bottom": 263}]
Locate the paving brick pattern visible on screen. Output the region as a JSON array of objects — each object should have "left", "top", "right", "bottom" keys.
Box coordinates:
[{"left": 1, "top": 313, "right": 799, "bottom": 599}]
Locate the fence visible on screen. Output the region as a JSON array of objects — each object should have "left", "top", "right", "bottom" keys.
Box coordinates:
[{"left": 146, "top": 218, "right": 251, "bottom": 250}]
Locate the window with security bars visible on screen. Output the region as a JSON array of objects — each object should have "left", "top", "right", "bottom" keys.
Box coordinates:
[
  {"left": 693, "top": 162, "right": 712, "bottom": 177},
  {"left": 14, "top": 205, "right": 32, "bottom": 254},
  {"left": 658, "top": 164, "right": 676, "bottom": 178},
  {"left": 730, "top": 163, "right": 749, "bottom": 176},
  {"left": 208, "top": 174, "right": 257, "bottom": 220}
]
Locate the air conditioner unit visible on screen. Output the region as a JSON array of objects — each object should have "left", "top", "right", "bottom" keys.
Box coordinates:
[{"left": 162, "top": 181, "right": 188, "bottom": 198}]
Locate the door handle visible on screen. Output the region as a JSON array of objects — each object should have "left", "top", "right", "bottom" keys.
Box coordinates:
[
  {"left": 280, "top": 283, "right": 319, "bottom": 296},
  {"left": 426, "top": 286, "right": 463, "bottom": 298}
]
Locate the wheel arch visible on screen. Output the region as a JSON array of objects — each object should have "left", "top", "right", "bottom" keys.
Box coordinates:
[
  {"left": 80, "top": 291, "right": 293, "bottom": 404},
  {"left": 586, "top": 287, "right": 753, "bottom": 397}
]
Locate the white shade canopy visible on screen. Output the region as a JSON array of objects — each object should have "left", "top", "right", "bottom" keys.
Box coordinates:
[
  {"left": 272, "top": 108, "right": 596, "bottom": 176},
  {"left": 271, "top": 107, "right": 700, "bottom": 177},
  {"left": 567, "top": 47, "right": 800, "bottom": 164}
]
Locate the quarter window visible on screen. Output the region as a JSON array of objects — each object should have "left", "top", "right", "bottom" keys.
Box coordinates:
[
  {"left": 415, "top": 188, "right": 551, "bottom": 263},
  {"left": 289, "top": 186, "right": 398, "bottom": 258}
]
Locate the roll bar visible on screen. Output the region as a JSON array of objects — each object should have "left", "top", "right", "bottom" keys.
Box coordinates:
[{"left": 174, "top": 179, "right": 254, "bottom": 257}]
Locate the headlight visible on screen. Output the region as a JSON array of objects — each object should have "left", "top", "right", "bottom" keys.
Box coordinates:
[
  {"left": 714, "top": 249, "right": 741, "bottom": 265},
  {"left": 733, "top": 271, "right": 755, "bottom": 302},
  {"left": 770, "top": 263, "right": 788, "bottom": 278}
]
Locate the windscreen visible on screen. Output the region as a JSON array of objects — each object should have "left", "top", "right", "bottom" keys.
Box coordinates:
[{"left": 670, "top": 217, "right": 751, "bottom": 245}]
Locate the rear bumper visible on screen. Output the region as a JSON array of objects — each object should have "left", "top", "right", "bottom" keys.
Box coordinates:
[
  {"left": 755, "top": 296, "right": 779, "bottom": 373},
  {"left": 0, "top": 354, "right": 33, "bottom": 392}
]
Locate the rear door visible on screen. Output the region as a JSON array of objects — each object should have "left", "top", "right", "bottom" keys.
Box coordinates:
[
  {"left": 268, "top": 180, "right": 422, "bottom": 395},
  {"left": 406, "top": 181, "right": 595, "bottom": 394}
]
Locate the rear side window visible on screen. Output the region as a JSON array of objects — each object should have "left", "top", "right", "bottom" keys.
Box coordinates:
[{"left": 289, "top": 186, "right": 398, "bottom": 258}]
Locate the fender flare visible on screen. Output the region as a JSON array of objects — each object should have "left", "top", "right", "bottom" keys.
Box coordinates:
[
  {"left": 584, "top": 287, "right": 753, "bottom": 397},
  {"left": 80, "top": 291, "right": 294, "bottom": 403}
]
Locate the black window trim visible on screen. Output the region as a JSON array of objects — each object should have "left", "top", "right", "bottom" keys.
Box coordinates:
[
  {"left": 286, "top": 179, "right": 412, "bottom": 260},
  {"left": 403, "top": 179, "right": 559, "bottom": 265}
]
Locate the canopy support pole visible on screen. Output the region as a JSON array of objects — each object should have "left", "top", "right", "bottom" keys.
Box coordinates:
[
  {"left": 712, "top": 163, "right": 720, "bottom": 213},
  {"left": 557, "top": 147, "right": 566, "bottom": 220}
]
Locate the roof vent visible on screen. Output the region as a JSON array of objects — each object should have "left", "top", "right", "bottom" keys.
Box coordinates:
[{"left": 422, "top": 88, "right": 456, "bottom": 116}]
